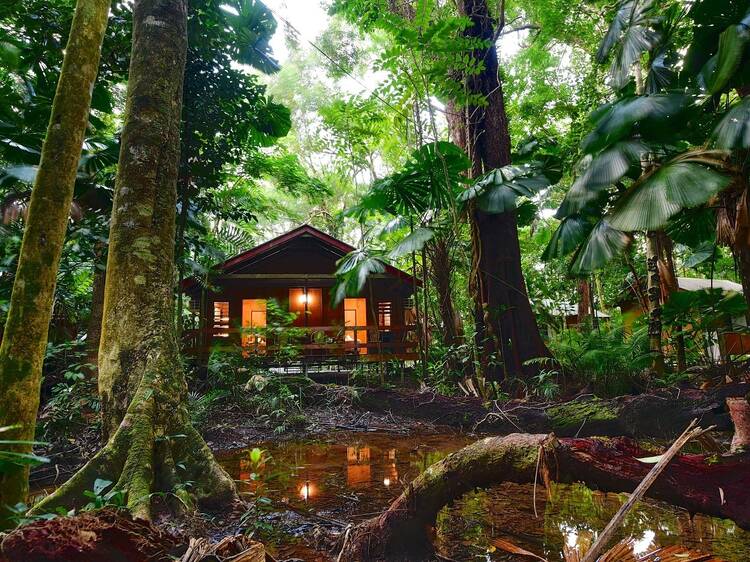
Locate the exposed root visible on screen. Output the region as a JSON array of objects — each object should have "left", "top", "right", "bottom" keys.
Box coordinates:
[
  {"left": 339, "top": 432, "right": 750, "bottom": 561},
  {"left": 30, "top": 367, "right": 236, "bottom": 520}
]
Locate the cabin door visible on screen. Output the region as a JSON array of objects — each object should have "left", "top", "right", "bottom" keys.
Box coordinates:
[
  {"left": 344, "top": 298, "right": 367, "bottom": 354},
  {"left": 242, "top": 299, "right": 267, "bottom": 353}
]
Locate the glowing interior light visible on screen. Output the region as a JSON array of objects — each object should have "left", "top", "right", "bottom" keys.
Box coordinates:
[
  {"left": 299, "top": 481, "right": 313, "bottom": 500},
  {"left": 383, "top": 478, "right": 391, "bottom": 487}
]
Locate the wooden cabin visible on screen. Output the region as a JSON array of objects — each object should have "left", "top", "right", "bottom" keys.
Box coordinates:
[{"left": 181, "top": 225, "right": 419, "bottom": 368}]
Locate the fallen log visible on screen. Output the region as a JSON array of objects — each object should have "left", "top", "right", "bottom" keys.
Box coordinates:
[
  {"left": 338, "top": 433, "right": 750, "bottom": 561},
  {"left": 355, "top": 384, "right": 749, "bottom": 438}
]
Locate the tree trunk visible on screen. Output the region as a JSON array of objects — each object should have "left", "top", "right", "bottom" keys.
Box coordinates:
[
  {"left": 426, "top": 237, "right": 466, "bottom": 376},
  {"left": 340, "top": 433, "right": 750, "bottom": 561},
  {"left": 86, "top": 246, "right": 106, "bottom": 374},
  {"left": 645, "top": 231, "right": 665, "bottom": 375},
  {"left": 656, "top": 231, "right": 686, "bottom": 372},
  {"left": 448, "top": 0, "right": 551, "bottom": 382},
  {"left": 32, "top": 0, "right": 236, "bottom": 521},
  {"left": 426, "top": 238, "right": 460, "bottom": 346},
  {"left": 0, "top": 0, "right": 110, "bottom": 529},
  {"left": 577, "top": 277, "right": 592, "bottom": 329}
]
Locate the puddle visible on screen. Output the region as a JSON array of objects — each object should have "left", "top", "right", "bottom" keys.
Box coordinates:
[{"left": 219, "top": 431, "right": 750, "bottom": 561}]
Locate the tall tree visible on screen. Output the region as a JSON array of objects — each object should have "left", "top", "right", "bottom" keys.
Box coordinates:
[
  {"left": 447, "top": 0, "right": 551, "bottom": 381},
  {"left": 0, "top": 0, "right": 111, "bottom": 528},
  {"left": 32, "top": 0, "right": 236, "bottom": 519}
]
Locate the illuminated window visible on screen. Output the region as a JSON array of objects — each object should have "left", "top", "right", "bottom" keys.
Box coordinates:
[
  {"left": 378, "top": 301, "right": 392, "bottom": 328},
  {"left": 213, "top": 301, "right": 230, "bottom": 338}
]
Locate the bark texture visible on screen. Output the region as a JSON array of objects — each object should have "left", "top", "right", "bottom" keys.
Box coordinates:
[
  {"left": 31, "top": 0, "right": 236, "bottom": 520},
  {"left": 645, "top": 231, "right": 665, "bottom": 374},
  {"left": 448, "top": 0, "right": 551, "bottom": 381},
  {"left": 0, "top": 0, "right": 111, "bottom": 528},
  {"left": 340, "top": 433, "right": 750, "bottom": 561}
]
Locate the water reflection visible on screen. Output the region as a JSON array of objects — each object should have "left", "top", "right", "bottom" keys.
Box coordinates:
[{"left": 219, "top": 433, "right": 750, "bottom": 561}]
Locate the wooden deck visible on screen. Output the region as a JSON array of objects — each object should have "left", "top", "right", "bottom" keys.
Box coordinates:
[{"left": 182, "top": 324, "right": 419, "bottom": 364}]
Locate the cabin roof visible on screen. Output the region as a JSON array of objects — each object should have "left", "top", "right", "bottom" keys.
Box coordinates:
[
  {"left": 676, "top": 277, "right": 743, "bottom": 293},
  {"left": 181, "top": 224, "right": 419, "bottom": 291}
]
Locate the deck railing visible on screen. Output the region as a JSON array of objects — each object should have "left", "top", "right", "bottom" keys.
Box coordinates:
[{"left": 181, "top": 324, "right": 419, "bottom": 362}]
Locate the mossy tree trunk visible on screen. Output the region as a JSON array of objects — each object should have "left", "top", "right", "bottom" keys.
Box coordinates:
[
  {"left": 0, "top": 0, "right": 111, "bottom": 529},
  {"left": 340, "top": 433, "right": 750, "bottom": 561},
  {"left": 32, "top": 0, "right": 236, "bottom": 520},
  {"left": 86, "top": 244, "right": 107, "bottom": 373}
]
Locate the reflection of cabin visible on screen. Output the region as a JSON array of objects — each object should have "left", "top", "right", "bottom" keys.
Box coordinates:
[
  {"left": 621, "top": 277, "right": 750, "bottom": 360},
  {"left": 181, "top": 225, "right": 419, "bottom": 368}
]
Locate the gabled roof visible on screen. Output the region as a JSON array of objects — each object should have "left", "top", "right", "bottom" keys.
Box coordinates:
[{"left": 181, "top": 224, "right": 419, "bottom": 291}]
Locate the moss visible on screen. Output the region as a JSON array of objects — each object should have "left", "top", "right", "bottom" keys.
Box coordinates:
[
  {"left": 548, "top": 398, "right": 618, "bottom": 430},
  {"left": 0, "top": 0, "right": 111, "bottom": 529}
]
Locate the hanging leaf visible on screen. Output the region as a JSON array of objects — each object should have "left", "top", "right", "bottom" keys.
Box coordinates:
[
  {"left": 582, "top": 94, "right": 691, "bottom": 154},
  {"left": 388, "top": 227, "right": 435, "bottom": 259},
  {"left": 543, "top": 215, "right": 591, "bottom": 261},
  {"left": 570, "top": 220, "right": 629, "bottom": 274},
  {"left": 712, "top": 96, "right": 750, "bottom": 149},
  {"left": 333, "top": 249, "right": 387, "bottom": 306},
  {"left": 557, "top": 141, "right": 646, "bottom": 217},
  {"left": 704, "top": 10, "right": 750, "bottom": 94},
  {"left": 608, "top": 161, "right": 730, "bottom": 231}
]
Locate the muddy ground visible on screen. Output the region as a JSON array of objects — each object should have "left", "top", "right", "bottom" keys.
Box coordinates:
[{"left": 19, "top": 381, "right": 749, "bottom": 561}]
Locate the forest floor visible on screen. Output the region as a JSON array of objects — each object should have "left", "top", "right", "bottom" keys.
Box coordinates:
[
  {"left": 31, "top": 378, "right": 746, "bottom": 493},
  {"left": 23, "top": 380, "right": 749, "bottom": 561}
]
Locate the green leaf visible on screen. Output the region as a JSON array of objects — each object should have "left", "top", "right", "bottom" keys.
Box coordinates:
[
  {"left": 570, "top": 220, "right": 629, "bottom": 274},
  {"left": 705, "top": 13, "right": 750, "bottom": 94},
  {"left": 542, "top": 215, "right": 590, "bottom": 261},
  {"left": 0, "top": 41, "right": 20, "bottom": 69},
  {"left": 250, "top": 448, "right": 262, "bottom": 463},
  {"left": 557, "top": 141, "right": 646, "bottom": 217},
  {"left": 712, "top": 96, "right": 750, "bottom": 149},
  {"left": 582, "top": 95, "right": 691, "bottom": 154},
  {"left": 608, "top": 162, "right": 730, "bottom": 231},
  {"left": 388, "top": 227, "right": 434, "bottom": 259},
  {"left": 93, "top": 478, "right": 113, "bottom": 495}
]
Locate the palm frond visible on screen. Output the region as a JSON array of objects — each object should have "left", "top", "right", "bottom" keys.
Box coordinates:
[
  {"left": 712, "top": 96, "right": 750, "bottom": 149},
  {"left": 570, "top": 220, "right": 629, "bottom": 274},
  {"left": 608, "top": 160, "right": 730, "bottom": 231}
]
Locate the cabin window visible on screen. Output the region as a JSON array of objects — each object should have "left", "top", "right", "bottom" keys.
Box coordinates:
[
  {"left": 242, "top": 299, "right": 267, "bottom": 352},
  {"left": 212, "top": 301, "right": 230, "bottom": 338},
  {"left": 377, "top": 301, "right": 392, "bottom": 329}
]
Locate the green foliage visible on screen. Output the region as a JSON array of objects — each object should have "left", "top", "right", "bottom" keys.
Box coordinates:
[
  {"left": 81, "top": 478, "right": 125, "bottom": 511},
  {"left": 548, "top": 318, "right": 650, "bottom": 396},
  {"left": 0, "top": 425, "right": 49, "bottom": 475}
]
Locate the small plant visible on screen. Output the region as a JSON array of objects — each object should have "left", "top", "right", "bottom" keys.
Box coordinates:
[
  {"left": 41, "top": 366, "right": 100, "bottom": 439},
  {"left": 82, "top": 478, "right": 125, "bottom": 511}
]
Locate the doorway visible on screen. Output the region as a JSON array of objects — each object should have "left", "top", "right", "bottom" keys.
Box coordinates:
[
  {"left": 344, "top": 297, "right": 368, "bottom": 354},
  {"left": 242, "top": 299, "right": 267, "bottom": 352}
]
